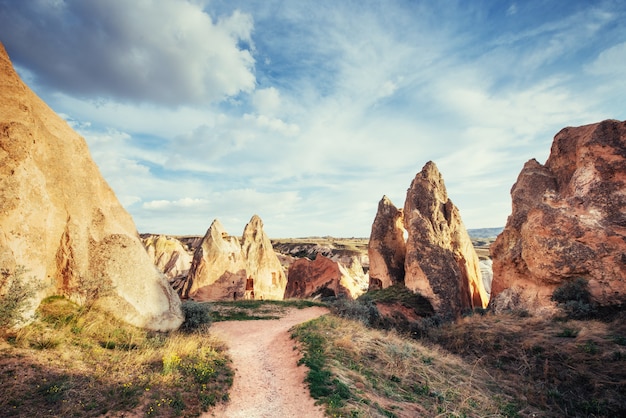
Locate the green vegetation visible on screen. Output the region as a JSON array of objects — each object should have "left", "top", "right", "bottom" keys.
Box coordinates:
[
  {"left": 0, "top": 266, "right": 42, "bottom": 329},
  {"left": 0, "top": 296, "right": 233, "bottom": 417},
  {"left": 291, "top": 315, "right": 508, "bottom": 417},
  {"left": 551, "top": 277, "right": 597, "bottom": 319},
  {"left": 180, "top": 300, "right": 212, "bottom": 332},
  {"left": 210, "top": 299, "right": 325, "bottom": 321}
]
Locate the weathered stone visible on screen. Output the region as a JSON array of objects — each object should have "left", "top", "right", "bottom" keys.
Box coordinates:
[
  {"left": 0, "top": 42, "right": 182, "bottom": 330},
  {"left": 491, "top": 120, "right": 626, "bottom": 311},
  {"left": 182, "top": 215, "right": 287, "bottom": 301},
  {"left": 403, "top": 161, "right": 489, "bottom": 317},
  {"left": 241, "top": 215, "right": 287, "bottom": 300},
  {"left": 142, "top": 235, "right": 192, "bottom": 281},
  {"left": 368, "top": 196, "right": 406, "bottom": 290},
  {"left": 284, "top": 255, "right": 366, "bottom": 300}
]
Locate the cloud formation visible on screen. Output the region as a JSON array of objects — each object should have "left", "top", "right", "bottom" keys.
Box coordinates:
[
  {"left": 1, "top": 0, "right": 625, "bottom": 237},
  {"left": 0, "top": 0, "right": 255, "bottom": 105}
]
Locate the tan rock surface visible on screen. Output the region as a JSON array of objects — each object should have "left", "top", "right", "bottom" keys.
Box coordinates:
[
  {"left": 403, "top": 161, "right": 489, "bottom": 317},
  {"left": 182, "top": 215, "right": 286, "bottom": 301},
  {"left": 368, "top": 195, "right": 406, "bottom": 290},
  {"left": 142, "top": 235, "right": 192, "bottom": 280},
  {"left": 0, "top": 42, "right": 182, "bottom": 330},
  {"left": 241, "top": 215, "right": 287, "bottom": 300},
  {"left": 491, "top": 120, "right": 626, "bottom": 311},
  {"left": 284, "top": 255, "right": 366, "bottom": 300}
]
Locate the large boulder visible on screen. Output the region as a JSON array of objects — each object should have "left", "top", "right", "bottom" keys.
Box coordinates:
[
  {"left": 182, "top": 215, "right": 287, "bottom": 301},
  {"left": 403, "top": 161, "right": 489, "bottom": 317},
  {"left": 368, "top": 196, "right": 406, "bottom": 290},
  {"left": 284, "top": 255, "right": 366, "bottom": 300},
  {"left": 0, "top": 43, "right": 182, "bottom": 330},
  {"left": 491, "top": 120, "right": 626, "bottom": 312}
]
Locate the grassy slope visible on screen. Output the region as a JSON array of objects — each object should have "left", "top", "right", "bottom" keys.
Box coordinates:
[
  {"left": 0, "top": 297, "right": 233, "bottom": 417},
  {"left": 292, "top": 306, "right": 626, "bottom": 417}
]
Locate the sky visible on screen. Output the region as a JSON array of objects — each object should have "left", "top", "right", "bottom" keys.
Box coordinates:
[{"left": 1, "top": 0, "right": 625, "bottom": 238}]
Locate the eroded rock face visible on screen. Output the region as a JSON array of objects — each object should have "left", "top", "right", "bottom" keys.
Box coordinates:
[
  {"left": 241, "top": 215, "right": 287, "bottom": 300},
  {"left": 142, "top": 235, "right": 192, "bottom": 281},
  {"left": 368, "top": 196, "right": 406, "bottom": 290},
  {"left": 491, "top": 120, "right": 626, "bottom": 312},
  {"left": 403, "top": 161, "right": 489, "bottom": 317},
  {"left": 0, "top": 43, "right": 182, "bottom": 330},
  {"left": 284, "top": 255, "right": 367, "bottom": 300},
  {"left": 182, "top": 215, "right": 287, "bottom": 301}
]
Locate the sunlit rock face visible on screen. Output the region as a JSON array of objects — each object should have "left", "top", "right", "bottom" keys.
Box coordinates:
[
  {"left": 284, "top": 255, "right": 366, "bottom": 300},
  {"left": 368, "top": 196, "right": 406, "bottom": 290},
  {"left": 490, "top": 120, "right": 626, "bottom": 313},
  {"left": 0, "top": 42, "right": 183, "bottom": 330},
  {"left": 403, "top": 161, "right": 489, "bottom": 317},
  {"left": 142, "top": 235, "right": 192, "bottom": 281},
  {"left": 181, "top": 215, "right": 286, "bottom": 301}
]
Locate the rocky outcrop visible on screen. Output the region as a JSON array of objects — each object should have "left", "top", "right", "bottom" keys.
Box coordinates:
[
  {"left": 284, "top": 255, "right": 367, "bottom": 300},
  {"left": 0, "top": 43, "right": 182, "bottom": 330},
  {"left": 142, "top": 235, "right": 192, "bottom": 281},
  {"left": 241, "top": 215, "right": 288, "bottom": 300},
  {"left": 181, "top": 215, "right": 286, "bottom": 301},
  {"left": 368, "top": 196, "right": 406, "bottom": 290},
  {"left": 403, "top": 162, "right": 489, "bottom": 317},
  {"left": 490, "top": 120, "right": 626, "bottom": 312}
]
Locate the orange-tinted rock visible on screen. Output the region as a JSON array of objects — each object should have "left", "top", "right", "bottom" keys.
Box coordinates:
[
  {"left": 403, "top": 161, "right": 489, "bottom": 317},
  {"left": 284, "top": 255, "right": 365, "bottom": 300},
  {"left": 0, "top": 43, "right": 182, "bottom": 330},
  {"left": 368, "top": 196, "right": 406, "bottom": 290},
  {"left": 491, "top": 120, "right": 626, "bottom": 312}
]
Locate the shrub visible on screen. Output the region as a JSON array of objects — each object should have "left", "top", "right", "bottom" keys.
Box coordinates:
[
  {"left": 328, "top": 297, "right": 379, "bottom": 326},
  {"left": 551, "top": 278, "right": 596, "bottom": 319},
  {"left": 180, "top": 301, "right": 212, "bottom": 332},
  {"left": 0, "top": 266, "right": 41, "bottom": 329}
]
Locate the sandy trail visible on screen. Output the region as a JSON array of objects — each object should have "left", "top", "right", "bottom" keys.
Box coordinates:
[{"left": 204, "top": 306, "right": 328, "bottom": 418}]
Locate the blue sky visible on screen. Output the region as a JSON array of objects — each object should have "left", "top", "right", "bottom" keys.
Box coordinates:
[{"left": 1, "top": 0, "right": 625, "bottom": 237}]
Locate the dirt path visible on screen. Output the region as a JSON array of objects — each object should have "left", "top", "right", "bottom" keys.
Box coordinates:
[{"left": 204, "top": 306, "right": 329, "bottom": 418}]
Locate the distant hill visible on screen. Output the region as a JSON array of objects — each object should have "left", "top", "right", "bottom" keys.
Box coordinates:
[{"left": 467, "top": 227, "right": 503, "bottom": 239}]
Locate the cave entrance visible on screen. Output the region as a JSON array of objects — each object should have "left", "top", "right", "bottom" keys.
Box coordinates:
[{"left": 244, "top": 277, "right": 255, "bottom": 300}]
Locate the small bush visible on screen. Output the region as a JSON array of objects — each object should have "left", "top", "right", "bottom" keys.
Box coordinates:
[
  {"left": 0, "top": 266, "right": 41, "bottom": 329},
  {"left": 328, "top": 297, "right": 379, "bottom": 326},
  {"left": 551, "top": 278, "right": 596, "bottom": 319},
  {"left": 180, "top": 301, "right": 212, "bottom": 332}
]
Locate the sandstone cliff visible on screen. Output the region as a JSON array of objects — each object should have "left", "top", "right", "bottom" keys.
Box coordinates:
[
  {"left": 181, "top": 215, "right": 286, "bottom": 301},
  {"left": 368, "top": 196, "right": 406, "bottom": 290},
  {"left": 403, "top": 162, "right": 489, "bottom": 316},
  {"left": 491, "top": 120, "right": 626, "bottom": 312},
  {"left": 0, "top": 43, "right": 182, "bottom": 330},
  {"left": 284, "top": 255, "right": 367, "bottom": 300}
]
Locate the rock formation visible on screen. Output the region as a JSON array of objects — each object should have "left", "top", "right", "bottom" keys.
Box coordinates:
[
  {"left": 0, "top": 43, "right": 182, "bottom": 330},
  {"left": 368, "top": 195, "right": 406, "bottom": 290},
  {"left": 181, "top": 215, "right": 286, "bottom": 301},
  {"left": 284, "top": 255, "right": 367, "bottom": 300},
  {"left": 241, "top": 215, "right": 288, "bottom": 300},
  {"left": 490, "top": 120, "right": 626, "bottom": 312},
  {"left": 403, "top": 161, "right": 489, "bottom": 317},
  {"left": 142, "top": 235, "right": 192, "bottom": 281}
]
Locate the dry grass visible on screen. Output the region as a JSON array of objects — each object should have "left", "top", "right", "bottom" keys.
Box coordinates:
[
  {"left": 292, "top": 314, "right": 515, "bottom": 417},
  {"left": 430, "top": 311, "right": 626, "bottom": 416},
  {"left": 0, "top": 296, "right": 233, "bottom": 417}
]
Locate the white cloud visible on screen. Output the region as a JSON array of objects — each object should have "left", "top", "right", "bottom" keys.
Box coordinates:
[
  {"left": 0, "top": 0, "right": 256, "bottom": 105},
  {"left": 252, "top": 87, "right": 282, "bottom": 116},
  {"left": 586, "top": 41, "right": 626, "bottom": 75},
  {"left": 143, "top": 198, "right": 209, "bottom": 210}
]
